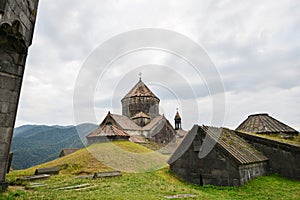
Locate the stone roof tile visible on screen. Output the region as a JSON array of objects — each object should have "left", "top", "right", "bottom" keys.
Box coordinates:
[
  {"left": 168, "top": 125, "right": 268, "bottom": 165},
  {"left": 201, "top": 126, "right": 268, "bottom": 164},
  {"left": 122, "top": 79, "right": 159, "bottom": 100},
  {"left": 110, "top": 114, "right": 142, "bottom": 130},
  {"left": 236, "top": 113, "right": 298, "bottom": 135},
  {"left": 87, "top": 124, "right": 129, "bottom": 137}
]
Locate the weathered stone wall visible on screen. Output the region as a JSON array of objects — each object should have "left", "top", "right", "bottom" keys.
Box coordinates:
[
  {"left": 170, "top": 133, "right": 268, "bottom": 186},
  {"left": 170, "top": 134, "right": 243, "bottom": 186},
  {"left": 0, "top": 0, "right": 39, "bottom": 192},
  {"left": 122, "top": 97, "right": 159, "bottom": 119},
  {"left": 170, "top": 146, "right": 240, "bottom": 186},
  {"left": 132, "top": 117, "right": 150, "bottom": 127},
  {"left": 236, "top": 132, "right": 300, "bottom": 181},
  {"left": 149, "top": 120, "right": 176, "bottom": 144},
  {"left": 239, "top": 162, "right": 267, "bottom": 185}
]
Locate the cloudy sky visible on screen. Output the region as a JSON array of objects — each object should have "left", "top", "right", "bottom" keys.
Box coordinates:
[{"left": 16, "top": 0, "right": 300, "bottom": 130}]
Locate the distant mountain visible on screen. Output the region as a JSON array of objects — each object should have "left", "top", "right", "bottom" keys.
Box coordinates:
[{"left": 11, "top": 123, "right": 98, "bottom": 170}]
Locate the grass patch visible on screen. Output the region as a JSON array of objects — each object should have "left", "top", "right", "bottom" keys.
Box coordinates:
[
  {"left": 87, "top": 141, "right": 168, "bottom": 172},
  {"left": 112, "top": 140, "right": 152, "bottom": 153},
  {"left": 240, "top": 131, "right": 300, "bottom": 146},
  {"left": 2, "top": 141, "right": 299, "bottom": 199},
  {"left": 3, "top": 169, "right": 300, "bottom": 200}
]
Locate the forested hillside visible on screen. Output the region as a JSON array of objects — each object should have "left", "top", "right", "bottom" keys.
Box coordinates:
[{"left": 11, "top": 123, "right": 97, "bottom": 170}]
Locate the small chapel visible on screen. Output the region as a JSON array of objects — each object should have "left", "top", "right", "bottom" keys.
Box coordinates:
[{"left": 86, "top": 77, "right": 186, "bottom": 145}]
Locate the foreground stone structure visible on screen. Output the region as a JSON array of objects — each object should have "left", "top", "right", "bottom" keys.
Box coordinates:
[
  {"left": 169, "top": 120, "right": 300, "bottom": 186},
  {"left": 168, "top": 125, "right": 268, "bottom": 186},
  {"left": 235, "top": 131, "right": 300, "bottom": 181},
  {"left": 0, "top": 0, "right": 39, "bottom": 191}
]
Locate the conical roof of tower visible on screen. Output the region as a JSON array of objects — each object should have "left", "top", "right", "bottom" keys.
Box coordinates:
[
  {"left": 236, "top": 113, "right": 298, "bottom": 135},
  {"left": 122, "top": 79, "right": 159, "bottom": 100},
  {"left": 174, "top": 111, "right": 181, "bottom": 120}
]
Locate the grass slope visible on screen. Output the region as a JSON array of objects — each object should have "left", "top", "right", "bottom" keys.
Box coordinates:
[{"left": 2, "top": 141, "right": 300, "bottom": 200}]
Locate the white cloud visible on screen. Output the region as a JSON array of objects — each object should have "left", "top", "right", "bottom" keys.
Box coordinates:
[{"left": 15, "top": 0, "right": 300, "bottom": 131}]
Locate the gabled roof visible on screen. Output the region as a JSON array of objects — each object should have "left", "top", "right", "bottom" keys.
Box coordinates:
[
  {"left": 168, "top": 125, "right": 199, "bottom": 164},
  {"left": 122, "top": 79, "right": 159, "bottom": 101},
  {"left": 110, "top": 113, "right": 142, "bottom": 130},
  {"left": 100, "top": 112, "right": 141, "bottom": 130},
  {"left": 142, "top": 115, "right": 165, "bottom": 131},
  {"left": 98, "top": 112, "right": 176, "bottom": 137},
  {"left": 87, "top": 124, "right": 129, "bottom": 138},
  {"left": 143, "top": 115, "right": 175, "bottom": 137},
  {"left": 168, "top": 125, "right": 268, "bottom": 165},
  {"left": 132, "top": 111, "right": 150, "bottom": 119},
  {"left": 236, "top": 113, "right": 298, "bottom": 135},
  {"left": 202, "top": 126, "right": 268, "bottom": 164}
]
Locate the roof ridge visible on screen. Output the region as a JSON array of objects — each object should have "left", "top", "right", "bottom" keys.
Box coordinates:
[
  {"left": 202, "top": 126, "right": 268, "bottom": 164},
  {"left": 122, "top": 79, "right": 159, "bottom": 100}
]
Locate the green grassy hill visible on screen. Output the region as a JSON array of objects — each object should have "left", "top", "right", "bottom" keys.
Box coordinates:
[{"left": 3, "top": 141, "right": 300, "bottom": 200}]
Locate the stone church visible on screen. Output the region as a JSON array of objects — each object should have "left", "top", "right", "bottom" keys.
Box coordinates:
[{"left": 86, "top": 78, "right": 186, "bottom": 145}]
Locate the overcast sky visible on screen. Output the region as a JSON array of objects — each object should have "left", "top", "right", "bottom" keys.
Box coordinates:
[{"left": 16, "top": 0, "right": 300, "bottom": 130}]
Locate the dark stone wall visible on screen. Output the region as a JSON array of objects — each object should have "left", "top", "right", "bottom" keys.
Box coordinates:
[
  {"left": 236, "top": 132, "right": 300, "bottom": 181},
  {"left": 170, "top": 134, "right": 267, "bottom": 186},
  {"left": 239, "top": 162, "right": 268, "bottom": 185},
  {"left": 149, "top": 119, "right": 176, "bottom": 144},
  {"left": 0, "top": 0, "right": 39, "bottom": 192},
  {"left": 122, "top": 96, "right": 159, "bottom": 119},
  {"left": 132, "top": 117, "right": 150, "bottom": 127}
]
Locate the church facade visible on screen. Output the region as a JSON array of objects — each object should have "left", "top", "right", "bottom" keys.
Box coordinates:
[{"left": 87, "top": 78, "right": 183, "bottom": 145}]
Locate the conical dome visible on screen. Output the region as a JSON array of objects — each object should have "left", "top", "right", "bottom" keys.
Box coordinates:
[
  {"left": 121, "top": 79, "right": 160, "bottom": 119},
  {"left": 122, "top": 79, "right": 159, "bottom": 100},
  {"left": 236, "top": 113, "right": 298, "bottom": 135}
]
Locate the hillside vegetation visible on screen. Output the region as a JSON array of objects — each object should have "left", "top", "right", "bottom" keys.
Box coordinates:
[
  {"left": 11, "top": 123, "right": 98, "bottom": 169},
  {"left": 3, "top": 141, "right": 300, "bottom": 200}
]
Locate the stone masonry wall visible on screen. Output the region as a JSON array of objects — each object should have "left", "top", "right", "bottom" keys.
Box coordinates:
[
  {"left": 169, "top": 133, "right": 268, "bottom": 186},
  {"left": 150, "top": 119, "right": 176, "bottom": 144},
  {"left": 0, "top": 0, "right": 39, "bottom": 192},
  {"left": 239, "top": 162, "right": 267, "bottom": 185},
  {"left": 122, "top": 97, "right": 159, "bottom": 119},
  {"left": 170, "top": 134, "right": 243, "bottom": 186},
  {"left": 236, "top": 132, "right": 300, "bottom": 181}
]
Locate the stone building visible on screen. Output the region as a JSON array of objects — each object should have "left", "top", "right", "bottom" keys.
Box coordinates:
[
  {"left": 235, "top": 113, "right": 300, "bottom": 181},
  {"left": 236, "top": 113, "right": 299, "bottom": 137},
  {"left": 86, "top": 124, "right": 130, "bottom": 145},
  {"left": 87, "top": 78, "right": 180, "bottom": 145},
  {"left": 168, "top": 125, "right": 268, "bottom": 186},
  {"left": 0, "top": 0, "right": 39, "bottom": 192}
]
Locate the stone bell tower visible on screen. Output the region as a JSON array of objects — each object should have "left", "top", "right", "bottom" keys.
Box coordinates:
[
  {"left": 0, "top": 0, "right": 39, "bottom": 192},
  {"left": 174, "top": 109, "right": 182, "bottom": 130}
]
